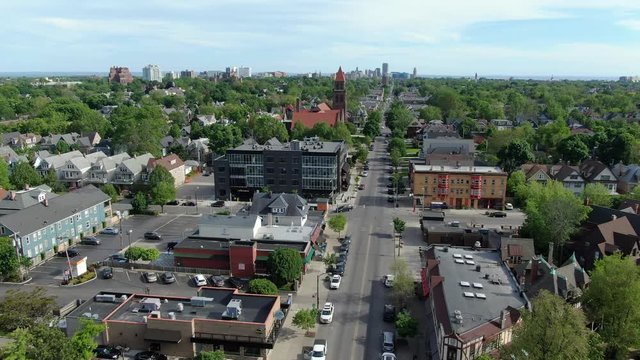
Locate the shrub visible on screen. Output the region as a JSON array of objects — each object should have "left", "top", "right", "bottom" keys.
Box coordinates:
[{"left": 248, "top": 278, "right": 279, "bottom": 295}]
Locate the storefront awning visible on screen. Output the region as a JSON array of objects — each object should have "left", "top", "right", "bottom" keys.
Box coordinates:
[
  {"left": 144, "top": 329, "right": 182, "bottom": 343},
  {"left": 256, "top": 255, "right": 269, "bottom": 261},
  {"left": 304, "top": 247, "right": 315, "bottom": 264}
]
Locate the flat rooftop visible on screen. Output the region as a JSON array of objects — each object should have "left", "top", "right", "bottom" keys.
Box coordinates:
[
  {"left": 433, "top": 247, "right": 526, "bottom": 334},
  {"left": 66, "top": 291, "right": 133, "bottom": 320},
  {"left": 176, "top": 237, "right": 307, "bottom": 252},
  {"left": 109, "top": 288, "right": 277, "bottom": 324},
  {"left": 413, "top": 165, "right": 505, "bottom": 174}
]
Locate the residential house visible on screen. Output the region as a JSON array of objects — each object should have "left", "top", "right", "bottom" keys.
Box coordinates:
[
  {"left": 145, "top": 154, "right": 185, "bottom": 187},
  {"left": 60, "top": 152, "right": 108, "bottom": 188},
  {"left": 112, "top": 154, "right": 154, "bottom": 186},
  {"left": 612, "top": 163, "right": 640, "bottom": 194},
  {"left": 195, "top": 114, "right": 217, "bottom": 127},
  {"left": 0, "top": 146, "right": 27, "bottom": 167},
  {"left": 160, "top": 136, "right": 191, "bottom": 157},
  {"left": 548, "top": 164, "right": 585, "bottom": 195},
  {"left": 520, "top": 164, "right": 552, "bottom": 183},
  {"left": 35, "top": 150, "right": 84, "bottom": 177},
  {"left": 490, "top": 119, "right": 513, "bottom": 131},
  {"left": 420, "top": 246, "right": 528, "bottom": 360},
  {"left": 580, "top": 159, "right": 618, "bottom": 194},
  {"left": 0, "top": 185, "right": 111, "bottom": 264},
  {"left": 40, "top": 132, "right": 100, "bottom": 154},
  {"left": 86, "top": 153, "right": 132, "bottom": 185},
  {"left": 499, "top": 237, "right": 535, "bottom": 270},
  {"left": 187, "top": 138, "right": 211, "bottom": 163},
  {"left": 518, "top": 254, "right": 590, "bottom": 305},
  {"left": 0, "top": 185, "right": 58, "bottom": 215},
  {"left": 2, "top": 132, "right": 40, "bottom": 149}
]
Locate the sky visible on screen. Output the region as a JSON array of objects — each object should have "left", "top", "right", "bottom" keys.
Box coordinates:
[{"left": 2, "top": 0, "right": 640, "bottom": 76}]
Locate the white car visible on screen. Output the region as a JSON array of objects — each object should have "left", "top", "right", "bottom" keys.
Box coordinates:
[
  {"left": 193, "top": 274, "right": 208, "bottom": 287},
  {"left": 381, "top": 352, "right": 397, "bottom": 360},
  {"left": 319, "top": 302, "right": 334, "bottom": 324},
  {"left": 330, "top": 275, "right": 342, "bottom": 289},
  {"left": 362, "top": 171, "right": 369, "bottom": 177},
  {"left": 383, "top": 274, "right": 395, "bottom": 288},
  {"left": 100, "top": 227, "right": 119, "bottom": 235},
  {"left": 505, "top": 203, "right": 514, "bottom": 210}
]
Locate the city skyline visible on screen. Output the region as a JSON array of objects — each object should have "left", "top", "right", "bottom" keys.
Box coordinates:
[{"left": 2, "top": 1, "right": 640, "bottom": 76}]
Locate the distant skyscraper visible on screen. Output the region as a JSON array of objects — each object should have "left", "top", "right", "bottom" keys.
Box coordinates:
[
  {"left": 382, "top": 63, "right": 389, "bottom": 76},
  {"left": 412, "top": 67, "right": 417, "bottom": 79},
  {"left": 142, "top": 64, "right": 161, "bottom": 82},
  {"left": 166, "top": 71, "right": 178, "bottom": 80},
  {"left": 108, "top": 66, "right": 133, "bottom": 84},
  {"left": 238, "top": 66, "right": 252, "bottom": 78},
  {"left": 180, "top": 70, "right": 197, "bottom": 79}
]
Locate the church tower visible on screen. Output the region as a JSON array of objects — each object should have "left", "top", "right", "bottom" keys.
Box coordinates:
[{"left": 332, "top": 66, "right": 347, "bottom": 121}]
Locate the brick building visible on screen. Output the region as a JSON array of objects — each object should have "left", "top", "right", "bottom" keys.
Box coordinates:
[{"left": 108, "top": 66, "right": 133, "bottom": 84}]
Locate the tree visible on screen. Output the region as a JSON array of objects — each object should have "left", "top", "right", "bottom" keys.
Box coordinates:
[
  {"left": 507, "top": 170, "right": 526, "bottom": 199},
  {"left": 125, "top": 246, "right": 160, "bottom": 262},
  {"left": 67, "top": 318, "right": 106, "bottom": 360},
  {"left": 418, "top": 106, "right": 443, "bottom": 121},
  {"left": 149, "top": 166, "right": 176, "bottom": 212},
  {"left": 0, "top": 159, "right": 12, "bottom": 190},
  {"left": 583, "top": 254, "right": 640, "bottom": 360},
  {"left": 250, "top": 115, "right": 289, "bottom": 144},
  {"left": 131, "top": 192, "right": 148, "bottom": 213},
  {"left": 556, "top": 135, "right": 590, "bottom": 165},
  {"left": 497, "top": 139, "right": 534, "bottom": 174},
  {"left": 100, "top": 184, "right": 119, "bottom": 203},
  {"left": 519, "top": 180, "right": 591, "bottom": 257},
  {"left": 353, "top": 144, "right": 368, "bottom": 164},
  {"left": 429, "top": 88, "right": 461, "bottom": 118},
  {"left": 10, "top": 161, "right": 42, "bottom": 190},
  {"left": 328, "top": 214, "right": 347, "bottom": 238},
  {"left": 0, "top": 287, "right": 57, "bottom": 333},
  {"left": 395, "top": 311, "right": 419, "bottom": 338},
  {"left": 583, "top": 183, "right": 613, "bottom": 208},
  {"left": 193, "top": 350, "right": 226, "bottom": 360},
  {"left": 0, "top": 237, "right": 21, "bottom": 281},
  {"left": 292, "top": 308, "right": 318, "bottom": 333},
  {"left": 267, "top": 248, "right": 303, "bottom": 287},
  {"left": 393, "top": 217, "right": 405, "bottom": 235},
  {"left": 500, "top": 290, "right": 591, "bottom": 360},
  {"left": 55, "top": 141, "right": 70, "bottom": 154},
  {"left": 390, "top": 259, "right": 415, "bottom": 308},
  {"left": 110, "top": 105, "right": 169, "bottom": 157},
  {"left": 248, "top": 278, "right": 279, "bottom": 295}
]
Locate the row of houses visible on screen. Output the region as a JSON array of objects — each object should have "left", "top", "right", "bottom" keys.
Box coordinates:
[{"left": 2, "top": 131, "right": 104, "bottom": 153}]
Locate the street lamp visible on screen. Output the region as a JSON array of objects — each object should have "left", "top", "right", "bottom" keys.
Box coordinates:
[
  {"left": 316, "top": 272, "right": 328, "bottom": 309},
  {"left": 195, "top": 186, "right": 200, "bottom": 214},
  {"left": 127, "top": 229, "right": 133, "bottom": 248}
]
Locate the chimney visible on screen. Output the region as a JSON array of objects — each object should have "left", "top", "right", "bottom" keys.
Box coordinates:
[
  {"left": 10, "top": 191, "right": 15, "bottom": 201},
  {"left": 634, "top": 204, "right": 639, "bottom": 214},
  {"left": 267, "top": 213, "right": 273, "bottom": 226},
  {"left": 500, "top": 309, "right": 510, "bottom": 329},
  {"left": 296, "top": 98, "right": 301, "bottom": 112},
  {"left": 24, "top": 184, "right": 29, "bottom": 190},
  {"left": 548, "top": 243, "right": 554, "bottom": 264},
  {"left": 44, "top": 199, "right": 48, "bottom": 207},
  {"left": 530, "top": 257, "right": 540, "bottom": 283},
  {"left": 612, "top": 214, "right": 617, "bottom": 221}
]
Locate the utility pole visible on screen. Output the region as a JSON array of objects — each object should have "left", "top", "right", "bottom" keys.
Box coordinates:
[{"left": 316, "top": 272, "right": 327, "bottom": 309}]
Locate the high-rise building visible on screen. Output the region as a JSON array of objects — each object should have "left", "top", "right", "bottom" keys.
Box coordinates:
[
  {"left": 142, "top": 64, "right": 161, "bottom": 82},
  {"left": 412, "top": 67, "right": 417, "bottom": 79},
  {"left": 332, "top": 66, "right": 347, "bottom": 120},
  {"left": 375, "top": 68, "right": 381, "bottom": 77},
  {"left": 180, "top": 70, "right": 197, "bottom": 79},
  {"left": 166, "top": 71, "right": 179, "bottom": 80},
  {"left": 382, "top": 63, "right": 389, "bottom": 76},
  {"left": 238, "top": 66, "right": 252, "bottom": 78},
  {"left": 108, "top": 66, "right": 133, "bottom": 84}
]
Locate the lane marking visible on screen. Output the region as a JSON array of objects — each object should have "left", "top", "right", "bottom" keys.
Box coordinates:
[{"left": 350, "top": 224, "right": 374, "bottom": 358}]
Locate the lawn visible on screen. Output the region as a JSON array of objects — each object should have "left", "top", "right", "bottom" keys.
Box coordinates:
[{"left": 405, "top": 148, "right": 420, "bottom": 157}]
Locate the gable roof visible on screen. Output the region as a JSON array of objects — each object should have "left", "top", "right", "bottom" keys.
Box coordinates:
[
  {"left": 521, "top": 164, "right": 551, "bottom": 181},
  {"left": 291, "top": 105, "right": 342, "bottom": 128},
  {"left": 580, "top": 160, "right": 615, "bottom": 181},
  {"left": 249, "top": 192, "right": 308, "bottom": 217},
  {"left": 335, "top": 67, "right": 345, "bottom": 82},
  {"left": 120, "top": 154, "right": 154, "bottom": 175},
  {"left": 148, "top": 153, "right": 184, "bottom": 172},
  {"left": 548, "top": 164, "right": 583, "bottom": 181}
]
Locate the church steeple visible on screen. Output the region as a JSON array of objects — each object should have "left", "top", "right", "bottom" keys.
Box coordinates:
[{"left": 332, "top": 66, "right": 346, "bottom": 121}]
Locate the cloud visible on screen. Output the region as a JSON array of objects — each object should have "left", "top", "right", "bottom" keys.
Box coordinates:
[{"left": 617, "top": 19, "right": 640, "bottom": 31}]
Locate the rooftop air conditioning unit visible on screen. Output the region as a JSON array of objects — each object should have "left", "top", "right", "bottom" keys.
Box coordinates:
[
  {"left": 223, "top": 298, "right": 242, "bottom": 319},
  {"left": 177, "top": 303, "right": 184, "bottom": 312}
]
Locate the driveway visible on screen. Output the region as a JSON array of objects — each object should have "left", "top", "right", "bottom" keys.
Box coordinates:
[{"left": 177, "top": 173, "right": 215, "bottom": 201}]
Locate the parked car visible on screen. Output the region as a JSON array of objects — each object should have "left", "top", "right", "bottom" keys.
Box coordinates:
[
  {"left": 161, "top": 272, "right": 176, "bottom": 284},
  {"left": 332, "top": 263, "right": 345, "bottom": 276},
  {"left": 101, "top": 267, "right": 113, "bottom": 279},
  {"left": 166, "top": 241, "right": 178, "bottom": 251},
  {"left": 338, "top": 252, "right": 348, "bottom": 264},
  {"left": 134, "top": 351, "right": 168, "bottom": 360},
  {"left": 144, "top": 272, "right": 158, "bottom": 283},
  {"left": 81, "top": 236, "right": 101, "bottom": 245},
  {"left": 387, "top": 188, "right": 395, "bottom": 195},
  {"left": 380, "top": 352, "right": 397, "bottom": 360},
  {"left": 211, "top": 200, "right": 226, "bottom": 207},
  {"left": 362, "top": 171, "right": 369, "bottom": 177},
  {"left": 339, "top": 242, "right": 350, "bottom": 252},
  {"left": 229, "top": 277, "right": 249, "bottom": 290},
  {"left": 144, "top": 231, "right": 161, "bottom": 240},
  {"left": 383, "top": 304, "right": 396, "bottom": 322},
  {"left": 363, "top": 165, "right": 370, "bottom": 170},
  {"left": 358, "top": 184, "right": 365, "bottom": 190},
  {"left": 383, "top": 274, "right": 395, "bottom": 288},
  {"left": 309, "top": 339, "right": 328, "bottom": 360},
  {"left": 210, "top": 275, "right": 226, "bottom": 287},
  {"left": 166, "top": 200, "right": 180, "bottom": 206},
  {"left": 57, "top": 248, "right": 79, "bottom": 257},
  {"left": 387, "top": 196, "right": 395, "bottom": 203},
  {"left": 100, "top": 227, "right": 119, "bottom": 235},
  {"left": 202, "top": 172, "right": 210, "bottom": 177},
  {"left": 110, "top": 254, "right": 127, "bottom": 264},
  {"left": 193, "top": 274, "right": 208, "bottom": 286},
  {"left": 340, "top": 235, "right": 352, "bottom": 245},
  {"left": 330, "top": 275, "right": 342, "bottom": 289},
  {"left": 489, "top": 211, "right": 507, "bottom": 218},
  {"left": 182, "top": 201, "right": 196, "bottom": 206},
  {"left": 382, "top": 331, "right": 395, "bottom": 352},
  {"left": 505, "top": 203, "right": 514, "bottom": 210},
  {"left": 319, "top": 302, "right": 334, "bottom": 324},
  {"left": 94, "top": 345, "right": 122, "bottom": 359},
  {"left": 335, "top": 204, "right": 353, "bottom": 212}
]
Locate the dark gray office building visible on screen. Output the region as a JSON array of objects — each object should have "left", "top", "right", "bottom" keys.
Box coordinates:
[{"left": 213, "top": 137, "right": 349, "bottom": 201}]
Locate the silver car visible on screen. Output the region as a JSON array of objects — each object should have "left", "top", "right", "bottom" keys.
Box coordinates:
[{"left": 144, "top": 272, "right": 158, "bottom": 283}]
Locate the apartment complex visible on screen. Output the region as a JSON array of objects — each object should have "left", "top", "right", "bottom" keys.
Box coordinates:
[
  {"left": 142, "top": 64, "right": 162, "bottom": 82},
  {"left": 213, "top": 137, "right": 349, "bottom": 201},
  {"left": 410, "top": 164, "right": 507, "bottom": 209},
  {"left": 65, "top": 288, "right": 283, "bottom": 359},
  {"left": 108, "top": 66, "right": 133, "bottom": 84}
]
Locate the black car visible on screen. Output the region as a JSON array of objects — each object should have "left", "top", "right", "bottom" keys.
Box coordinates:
[
  {"left": 489, "top": 211, "right": 507, "bottom": 218},
  {"left": 387, "top": 196, "right": 395, "bottom": 203},
  {"left": 211, "top": 200, "right": 226, "bottom": 207},
  {"left": 387, "top": 183, "right": 395, "bottom": 188},
  {"left": 110, "top": 254, "right": 128, "bottom": 264},
  {"left": 383, "top": 304, "right": 396, "bottom": 322},
  {"left": 166, "top": 241, "right": 178, "bottom": 251},
  {"left": 210, "top": 275, "right": 226, "bottom": 287},
  {"left": 94, "top": 345, "right": 122, "bottom": 359},
  {"left": 57, "top": 248, "right": 79, "bottom": 257},
  {"left": 144, "top": 231, "right": 161, "bottom": 240},
  {"left": 229, "top": 277, "right": 248, "bottom": 290},
  {"left": 387, "top": 188, "right": 395, "bottom": 195},
  {"left": 340, "top": 243, "right": 350, "bottom": 252},
  {"left": 101, "top": 267, "right": 113, "bottom": 279},
  {"left": 166, "top": 200, "right": 180, "bottom": 206},
  {"left": 338, "top": 253, "right": 348, "bottom": 264},
  {"left": 80, "top": 236, "right": 101, "bottom": 245},
  {"left": 134, "top": 351, "right": 168, "bottom": 360},
  {"left": 181, "top": 201, "right": 196, "bottom": 206},
  {"left": 363, "top": 165, "right": 370, "bottom": 170},
  {"left": 333, "top": 263, "right": 345, "bottom": 276}
]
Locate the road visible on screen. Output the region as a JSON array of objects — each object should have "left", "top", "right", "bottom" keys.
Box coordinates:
[{"left": 316, "top": 134, "right": 398, "bottom": 359}]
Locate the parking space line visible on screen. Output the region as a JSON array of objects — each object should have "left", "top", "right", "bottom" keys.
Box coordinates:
[{"left": 125, "top": 270, "right": 130, "bottom": 281}]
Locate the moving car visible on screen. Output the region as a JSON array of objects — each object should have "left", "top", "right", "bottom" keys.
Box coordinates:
[
  {"left": 330, "top": 274, "right": 342, "bottom": 289},
  {"left": 161, "top": 272, "right": 176, "bottom": 284},
  {"left": 81, "top": 236, "right": 101, "bottom": 245},
  {"left": 100, "top": 227, "right": 119, "bottom": 235},
  {"left": 211, "top": 200, "right": 226, "bottom": 207},
  {"left": 383, "top": 274, "right": 395, "bottom": 288},
  {"left": 94, "top": 345, "right": 122, "bottom": 359},
  {"left": 383, "top": 304, "right": 396, "bottom": 322},
  {"left": 193, "top": 274, "right": 208, "bottom": 286},
  {"left": 134, "top": 351, "right": 168, "bottom": 360},
  {"left": 319, "top": 302, "right": 334, "bottom": 324},
  {"left": 144, "top": 272, "right": 158, "bottom": 283},
  {"left": 488, "top": 211, "right": 507, "bottom": 218},
  {"left": 101, "top": 267, "right": 113, "bottom": 279},
  {"left": 143, "top": 231, "right": 161, "bottom": 240},
  {"left": 57, "top": 248, "right": 79, "bottom": 257},
  {"left": 210, "top": 275, "right": 226, "bottom": 287}
]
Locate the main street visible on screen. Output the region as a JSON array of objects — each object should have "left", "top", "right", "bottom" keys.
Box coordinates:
[{"left": 316, "top": 133, "right": 400, "bottom": 359}]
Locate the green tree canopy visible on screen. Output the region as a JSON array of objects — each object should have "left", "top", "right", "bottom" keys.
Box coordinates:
[
  {"left": 248, "top": 278, "right": 279, "bottom": 295},
  {"left": 0, "top": 287, "right": 57, "bottom": 333},
  {"left": 10, "top": 161, "right": 42, "bottom": 190},
  {"left": 583, "top": 183, "right": 613, "bottom": 208},
  {"left": 0, "top": 237, "right": 22, "bottom": 281},
  {"left": 110, "top": 105, "right": 168, "bottom": 157},
  {"left": 556, "top": 135, "right": 590, "bottom": 165},
  {"left": 583, "top": 254, "right": 640, "bottom": 360},
  {"left": 125, "top": 246, "right": 160, "bottom": 262},
  {"left": 497, "top": 139, "right": 535, "bottom": 174},
  {"left": 328, "top": 214, "right": 347, "bottom": 238},
  {"left": 395, "top": 311, "right": 419, "bottom": 338},
  {"left": 131, "top": 192, "right": 148, "bottom": 213},
  {"left": 0, "top": 159, "right": 12, "bottom": 190},
  {"left": 390, "top": 259, "right": 415, "bottom": 308},
  {"left": 100, "top": 184, "right": 119, "bottom": 203},
  {"left": 193, "top": 350, "right": 226, "bottom": 360},
  {"left": 393, "top": 217, "right": 406, "bottom": 234},
  {"left": 267, "top": 248, "right": 303, "bottom": 287},
  {"left": 500, "top": 290, "right": 591, "bottom": 360},
  {"left": 250, "top": 115, "right": 289, "bottom": 144},
  {"left": 148, "top": 166, "right": 176, "bottom": 211},
  {"left": 292, "top": 307, "right": 317, "bottom": 332}
]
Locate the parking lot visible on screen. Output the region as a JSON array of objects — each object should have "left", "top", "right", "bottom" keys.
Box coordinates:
[{"left": 442, "top": 208, "right": 526, "bottom": 230}]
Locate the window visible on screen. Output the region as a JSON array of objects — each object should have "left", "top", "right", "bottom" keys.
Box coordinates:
[
  {"left": 279, "top": 180, "right": 286, "bottom": 185},
  {"left": 292, "top": 180, "right": 299, "bottom": 185},
  {"left": 265, "top": 157, "right": 274, "bottom": 162},
  {"left": 85, "top": 221, "right": 90, "bottom": 229},
  {"left": 601, "top": 175, "right": 610, "bottom": 181},
  {"left": 280, "top": 168, "right": 287, "bottom": 174},
  {"left": 266, "top": 168, "right": 274, "bottom": 174},
  {"left": 267, "top": 179, "right": 274, "bottom": 185},
  {"left": 293, "top": 169, "right": 299, "bottom": 175},
  {"left": 218, "top": 167, "right": 225, "bottom": 172},
  {"left": 24, "top": 236, "right": 29, "bottom": 245}
]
